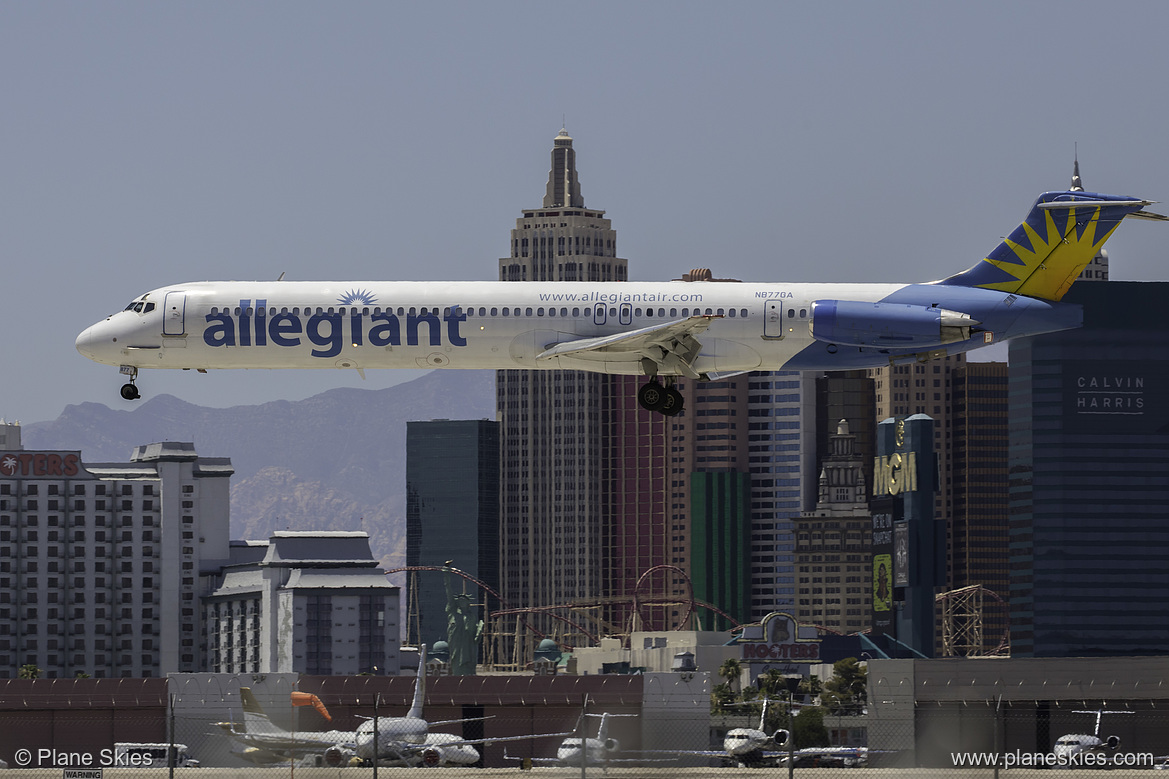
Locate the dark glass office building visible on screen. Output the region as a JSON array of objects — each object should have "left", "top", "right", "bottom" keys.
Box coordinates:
[
  {"left": 1009, "top": 282, "right": 1169, "bottom": 656},
  {"left": 405, "top": 419, "right": 500, "bottom": 652},
  {"left": 690, "top": 471, "right": 752, "bottom": 628}
]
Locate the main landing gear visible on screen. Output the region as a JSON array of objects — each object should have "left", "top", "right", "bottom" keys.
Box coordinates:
[
  {"left": 119, "top": 366, "right": 141, "bottom": 401},
  {"left": 637, "top": 379, "right": 684, "bottom": 416}
]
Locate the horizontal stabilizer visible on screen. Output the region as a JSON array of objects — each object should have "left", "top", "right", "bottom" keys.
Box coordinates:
[
  {"left": 1126, "top": 209, "right": 1169, "bottom": 221},
  {"left": 1037, "top": 198, "right": 1154, "bottom": 209}
]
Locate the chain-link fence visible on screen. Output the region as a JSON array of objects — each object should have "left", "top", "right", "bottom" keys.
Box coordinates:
[{"left": 2, "top": 680, "right": 1167, "bottom": 777}]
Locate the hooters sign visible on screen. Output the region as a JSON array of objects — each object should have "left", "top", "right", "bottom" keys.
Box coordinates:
[
  {"left": 0, "top": 451, "right": 85, "bottom": 478},
  {"left": 738, "top": 612, "right": 821, "bottom": 663}
]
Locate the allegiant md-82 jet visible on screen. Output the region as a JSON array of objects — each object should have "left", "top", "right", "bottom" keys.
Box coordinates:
[{"left": 77, "top": 186, "right": 1164, "bottom": 415}]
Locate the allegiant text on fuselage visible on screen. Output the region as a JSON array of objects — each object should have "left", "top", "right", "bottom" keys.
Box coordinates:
[{"left": 202, "top": 299, "right": 468, "bottom": 358}]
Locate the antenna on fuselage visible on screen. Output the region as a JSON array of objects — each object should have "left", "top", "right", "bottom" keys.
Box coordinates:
[
  {"left": 276, "top": 272, "right": 285, "bottom": 281},
  {"left": 1070, "top": 144, "right": 1084, "bottom": 192}
]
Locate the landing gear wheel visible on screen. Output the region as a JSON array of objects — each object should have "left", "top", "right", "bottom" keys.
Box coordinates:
[
  {"left": 120, "top": 383, "right": 140, "bottom": 401},
  {"left": 659, "top": 386, "right": 684, "bottom": 416},
  {"left": 637, "top": 381, "right": 668, "bottom": 412}
]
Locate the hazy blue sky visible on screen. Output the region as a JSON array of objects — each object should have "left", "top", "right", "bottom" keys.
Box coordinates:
[{"left": 4, "top": 2, "right": 1168, "bottom": 423}]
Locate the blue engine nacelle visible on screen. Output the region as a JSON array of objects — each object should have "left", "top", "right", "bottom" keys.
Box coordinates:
[{"left": 810, "top": 300, "right": 977, "bottom": 348}]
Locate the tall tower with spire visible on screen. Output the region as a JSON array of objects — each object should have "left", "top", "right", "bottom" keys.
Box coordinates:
[
  {"left": 499, "top": 129, "right": 626, "bottom": 283},
  {"left": 795, "top": 418, "right": 872, "bottom": 634},
  {"left": 495, "top": 130, "right": 632, "bottom": 657}
]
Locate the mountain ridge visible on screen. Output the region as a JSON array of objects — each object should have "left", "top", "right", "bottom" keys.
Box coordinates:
[{"left": 22, "top": 370, "right": 497, "bottom": 567}]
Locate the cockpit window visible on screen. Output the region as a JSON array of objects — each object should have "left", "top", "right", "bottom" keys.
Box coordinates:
[{"left": 123, "top": 301, "right": 156, "bottom": 314}]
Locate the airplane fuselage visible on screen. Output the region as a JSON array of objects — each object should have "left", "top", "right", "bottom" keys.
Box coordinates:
[{"left": 75, "top": 279, "right": 1080, "bottom": 377}]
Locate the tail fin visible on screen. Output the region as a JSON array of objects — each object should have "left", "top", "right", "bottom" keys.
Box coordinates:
[
  {"left": 238, "top": 687, "right": 285, "bottom": 735},
  {"left": 939, "top": 191, "right": 1164, "bottom": 301},
  {"left": 596, "top": 712, "right": 611, "bottom": 741},
  {"left": 407, "top": 644, "right": 427, "bottom": 719}
]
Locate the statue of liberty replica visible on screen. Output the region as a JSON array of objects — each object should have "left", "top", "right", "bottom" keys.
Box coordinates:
[{"left": 443, "top": 565, "right": 482, "bottom": 675}]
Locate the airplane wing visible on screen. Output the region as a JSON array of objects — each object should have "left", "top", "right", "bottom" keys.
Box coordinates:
[
  {"left": 537, "top": 316, "right": 718, "bottom": 379},
  {"left": 426, "top": 729, "right": 574, "bottom": 749},
  {"left": 504, "top": 753, "right": 679, "bottom": 766},
  {"left": 425, "top": 715, "right": 492, "bottom": 728},
  {"left": 221, "top": 728, "right": 352, "bottom": 756}
]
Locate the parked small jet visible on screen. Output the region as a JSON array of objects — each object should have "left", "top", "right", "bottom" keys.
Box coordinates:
[
  {"left": 77, "top": 184, "right": 1164, "bottom": 413},
  {"left": 720, "top": 697, "right": 793, "bottom": 768},
  {"left": 1052, "top": 709, "right": 1132, "bottom": 762},
  {"left": 509, "top": 711, "right": 640, "bottom": 767},
  {"left": 661, "top": 697, "right": 876, "bottom": 769},
  {"left": 649, "top": 697, "right": 793, "bottom": 768}
]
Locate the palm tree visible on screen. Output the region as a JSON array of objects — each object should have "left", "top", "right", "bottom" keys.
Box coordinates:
[{"left": 718, "top": 657, "right": 743, "bottom": 697}]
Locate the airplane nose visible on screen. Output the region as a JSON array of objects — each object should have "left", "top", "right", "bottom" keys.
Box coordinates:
[
  {"left": 76, "top": 320, "right": 116, "bottom": 364},
  {"left": 75, "top": 325, "right": 99, "bottom": 359}
]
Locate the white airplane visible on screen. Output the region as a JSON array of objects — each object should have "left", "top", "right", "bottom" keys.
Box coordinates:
[
  {"left": 77, "top": 188, "right": 1164, "bottom": 412},
  {"left": 663, "top": 697, "right": 875, "bottom": 769},
  {"left": 511, "top": 711, "right": 640, "bottom": 767},
  {"left": 1052, "top": 709, "right": 1132, "bottom": 763},
  {"left": 648, "top": 696, "right": 793, "bottom": 768},
  {"left": 718, "top": 697, "right": 793, "bottom": 768},
  {"left": 217, "top": 649, "right": 562, "bottom": 767}
]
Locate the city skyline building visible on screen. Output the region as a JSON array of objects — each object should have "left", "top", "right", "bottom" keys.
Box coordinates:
[
  {"left": 603, "top": 375, "right": 671, "bottom": 633},
  {"left": 795, "top": 419, "right": 872, "bottom": 634},
  {"left": 204, "top": 531, "right": 400, "bottom": 676},
  {"left": 949, "top": 361, "right": 1010, "bottom": 653},
  {"left": 405, "top": 419, "right": 500, "bottom": 652},
  {"left": 746, "top": 370, "right": 818, "bottom": 621},
  {"left": 1008, "top": 281, "right": 1169, "bottom": 657},
  {"left": 496, "top": 130, "right": 630, "bottom": 644},
  {"left": 0, "top": 432, "right": 232, "bottom": 678}
]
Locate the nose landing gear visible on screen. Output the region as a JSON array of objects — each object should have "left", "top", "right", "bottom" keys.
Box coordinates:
[{"left": 119, "top": 365, "right": 141, "bottom": 401}]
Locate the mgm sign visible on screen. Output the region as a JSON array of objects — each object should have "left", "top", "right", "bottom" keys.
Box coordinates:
[{"left": 871, "top": 415, "right": 944, "bottom": 656}]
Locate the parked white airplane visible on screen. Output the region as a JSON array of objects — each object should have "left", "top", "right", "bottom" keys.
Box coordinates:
[
  {"left": 217, "top": 649, "right": 560, "bottom": 767},
  {"left": 1052, "top": 709, "right": 1131, "bottom": 762},
  {"left": 516, "top": 711, "right": 640, "bottom": 767},
  {"left": 77, "top": 187, "right": 1164, "bottom": 412},
  {"left": 718, "top": 697, "right": 792, "bottom": 767},
  {"left": 664, "top": 696, "right": 876, "bottom": 769}
]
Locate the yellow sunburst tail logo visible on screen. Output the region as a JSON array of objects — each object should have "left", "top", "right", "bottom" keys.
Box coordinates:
[{"left": 939, "top": 191, "right": 1156, "bottom": 302}]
